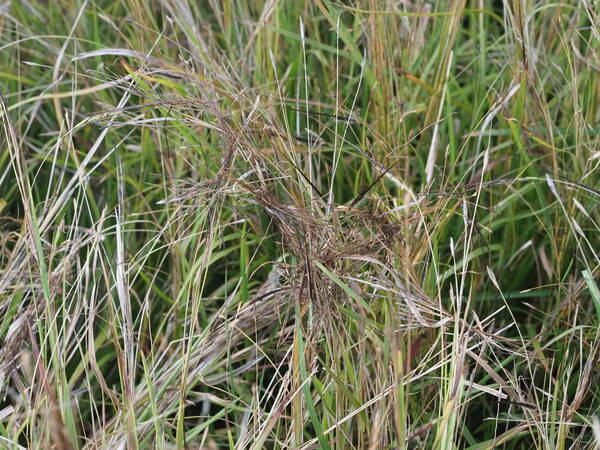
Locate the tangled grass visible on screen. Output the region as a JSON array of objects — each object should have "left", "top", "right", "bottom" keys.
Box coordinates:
[{"left": 0, "top": 0, "right": 599, "bottom": 448}]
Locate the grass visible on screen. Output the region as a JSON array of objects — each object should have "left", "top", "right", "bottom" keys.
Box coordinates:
[{"left": 0, "top": 0, "right": 599, "bottom": 448}]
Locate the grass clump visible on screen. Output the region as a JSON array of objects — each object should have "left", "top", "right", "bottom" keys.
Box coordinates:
[{"left": 0, "top": 0, "right": 599, "bottom": 448}]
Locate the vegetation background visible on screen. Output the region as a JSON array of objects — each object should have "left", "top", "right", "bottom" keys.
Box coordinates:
[{"left": 0, "top": 0, "right": 599, "bottom": 448}]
